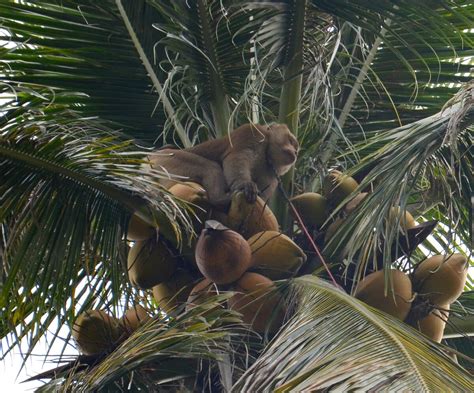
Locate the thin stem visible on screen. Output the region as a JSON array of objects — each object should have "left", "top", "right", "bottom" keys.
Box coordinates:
[{"left": 115, "top": 0, "right": 191, "bottom": 147}]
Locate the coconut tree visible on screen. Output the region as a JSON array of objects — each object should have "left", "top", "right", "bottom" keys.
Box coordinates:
[{"left": 1, "top": 0, "right": 473, "bottom": 391}]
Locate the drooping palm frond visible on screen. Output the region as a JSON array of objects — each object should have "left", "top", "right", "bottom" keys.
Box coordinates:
[
  {"left": 36, "top": 293, "right": 248, "bottom": 392},
  {"left": 337, "top": 1, "right": 474, "bottom": 138},
  {"left": 324, "top": 81, "right": 473, "bottom": 287},
  {"left": 233, "top": 276, "right": 473, "bottom": 392},
  {"left": 146, "top": 0, "right": 266, "bottom": 137},
  {"left": 0, "top": 0, "right": 172, "bottom": 144},
  {"left": 0, "top": 104, "right": 195, "bottom": 359}
]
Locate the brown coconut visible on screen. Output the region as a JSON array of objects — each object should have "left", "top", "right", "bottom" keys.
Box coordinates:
[
  {"left": 290, "top": 192, "right": 328, "bottom": 228},
  {"left": 344, "top": 192, "right": 369, "bottom": 214},
  {"left": 248, "top": 231, "right": 307, "bottom": 280},
  {"left": 127, "top": 213, "right": 156, "bottom": 241},
  {"left": 72, "top": 310, "right": 124, "bottom": 355},
  {"left": 226, "top": 193, "right": 279, "bottom": 239},
  {"left": 228, "top": 272, "right": 285, "bottom": 333},
  {"left": 413, "top": 254, "right": 468, "bottom": 305},
  {"left": 127, "top": 238, "right": 178, "bottom": 289},
  {"left": 354, "top": 269, "right": 413, "bottom": 320},
  {"left": 153, "top": 270, "right": 196, "bottom": 313},
  {"left": 186, "top": 278, "right": 218, "bottom": 310},
  {"left": 195, "top": 220, "right": 251, "bottom": 284},
  {"left": 416, "top": 305, "right": 450, "bottom": 343},
  {"left": 170, "top": 182, "right": 209, "bottom": 226},
  {"left": 322, "top": 170, "right": 359, "bottom": 206},
  {"left": 388, "top": 207, "right": 417, "bottom": 232},
  {"left": 122, "top": 305, "right": 151, "bottom": 333}
]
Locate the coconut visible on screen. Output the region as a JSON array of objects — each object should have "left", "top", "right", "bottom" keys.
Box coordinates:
[
  {"left": 226, "top": 193, "right": 279, "bottom": 239},
  {"left": 127, "top": 238, "right": 178, "bottom": 289},
  {"left": 153, "top": 270, "right": 196, "bottom": 313},
  {"left": 228, "top": 272, "right": 285, "bottom": 333},
  {"left": 416, "top": 305, "right": 450, "bottom": 343},
  {"left": 170, "top": 182, "right": 209, "bottom": 226},
  {"left": 127, "top": 213, "right": 156, "bottom": 241},
  {"left": 72, "top": 310, "right": 124, "bottom": 355},
  {"left": 354, "top": 269, "right": 413, "bottom": 320},
  {"left": 413, "top": 254, "right": 468, "bottom": 305},
  {"left": 322, "top": 170, "right": 359, "bottom": 206},
  {"left": 195, "top": 220, "right": 251, "bottom": 284},
  {"left": 344, "top": 192, "right": 369, "bottom": 214},
  {"left": 388, "top": 207, "right": 417, "bottom": 232},
  {"left": 248, "top": 231, "right": 307, "bottom": 280},
  {"left": 290, "top": 192, "right": 328, "bottom": 228},
  {"left": 122, "top": 305, "right": 151, "bottom": 333},
  {"left": 186, "top": 278, "right": 218, "bottom": 310}
]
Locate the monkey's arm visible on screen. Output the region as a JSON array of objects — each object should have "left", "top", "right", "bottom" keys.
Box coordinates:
[{"left": 222, "top": 150, "right": 258, "bottom": 203}]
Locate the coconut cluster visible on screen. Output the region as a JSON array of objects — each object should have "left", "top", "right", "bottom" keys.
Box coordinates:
[
  {"left": 71, "top": 182, "right": 312, "bottom": 355},
  {"left": 289, "top": 170, "right": 468, "bottom": 343}
]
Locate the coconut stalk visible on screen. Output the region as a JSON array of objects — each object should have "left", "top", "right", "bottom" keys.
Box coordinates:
[{"left": 271, "top": 0, "right": 307, "bottom": 228}]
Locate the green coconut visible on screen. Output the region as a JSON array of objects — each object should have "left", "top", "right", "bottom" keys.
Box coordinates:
[
  {"left": 290, "top": 192, "right": 328, "bottom": 228},
  {"left": 72, "top": 310, "right": 124, "bottom": 355},
  {"left": 248, "top": 231, "right": 307, "bottom": 279},
  {"left": 354, "top": 269, "right": 413, "bottom": 320},
  {"left": 413, "top": 253, "right": 468, "bottom": 305},
  {"left": 153, "top": 270, "right": 196, "bottom": 313},
  {"left": 322, "top": 170, "right": 359, "bottom": 206},
  {"left": 127, "top": 238, "right": 178, "bottom": 289}
]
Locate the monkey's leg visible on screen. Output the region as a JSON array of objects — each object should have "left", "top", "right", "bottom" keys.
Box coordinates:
[
  {"left": 151, "top": 150, "right": 231, "bottom": 207},
  {"left": 222, "top": 151, "right": 258, "bottom": 203}
]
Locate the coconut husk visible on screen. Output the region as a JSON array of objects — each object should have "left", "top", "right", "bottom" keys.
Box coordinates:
[
  {"left": 195, "top": 220, "right": 251, "bottom": 284},
  {"left": 322, "top": 170, "right": 359, "bottom": 206},
  {"left": 248, "top": 231, "right": 306, "bottom": 279},
  {"left": 122, "top": 305, "right": 151, "bottom": 333},
  {"left": 354, "top": 269, "right": 413, "bottom": 320},
  {"left": 127, "top": 213, "right": 156, "bottom": 241},
  {"left": 127, "top": 238, "right": 178, "bottom": 289},
  {"left": 228, "top": 272, "right": 285, "bottom": 333},
  {"left": 72, "top": 310, "right": 125, "bottom": 355},
  {"left": 153, "top": 270, "right": 196, "bottom": 313},
  {"left": 413, "top": 253, "right": 468, "bottom": 305},
  {"left": 226, "top": 193, "right": 279, "bottom": 239},
  {"left": 290, "top": 192, "right": 328, "bottom": 228}
]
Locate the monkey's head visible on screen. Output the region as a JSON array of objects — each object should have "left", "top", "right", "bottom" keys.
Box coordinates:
[{"left": 265, "top": 123, "right": 299, "bottom": 175}]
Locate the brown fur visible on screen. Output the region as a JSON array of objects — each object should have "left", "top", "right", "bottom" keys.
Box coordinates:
[{"left": 149, "top": 123, "right": 298, "bottom": 205}]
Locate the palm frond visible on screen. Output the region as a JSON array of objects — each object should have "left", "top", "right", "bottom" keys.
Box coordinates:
[
  {"left": 233, "top": 276, "right": 473, "bottom": 391},
  {"left": 37, "top": 294, "right": 248, "bottom": 392},
  {"left": 0, "top": 108, "right": 195, "bottom": 359},
  {"left": 324, "top": 81, "right": 473, "bottom": 286},
  {"left": 146, "top": 0, "right": 264, "bottom": 137},
  {"left": 0, "top": 0, "right": 169, "bottom": 143}
]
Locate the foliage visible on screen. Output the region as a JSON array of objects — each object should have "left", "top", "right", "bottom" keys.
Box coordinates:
[{"left": 0, "top": 0, "right": 472, "bottom": 390}]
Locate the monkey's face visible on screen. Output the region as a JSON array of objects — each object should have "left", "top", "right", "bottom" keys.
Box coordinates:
[{"left": 267, "top": 124, "right": 299, "bottom": 175}]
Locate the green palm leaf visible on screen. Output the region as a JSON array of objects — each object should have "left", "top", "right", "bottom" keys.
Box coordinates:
[
  {"left": 0, "top": 108, "right": 194, "bottom": 357},
  {"left": 233, "top": 276, "right": 473, "bottom": 391},
  {"left": 0, "top": 0, "right": 169, "bottom": 143}
]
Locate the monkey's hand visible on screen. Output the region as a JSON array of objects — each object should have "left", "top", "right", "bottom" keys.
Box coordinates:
[{"left": 233, "top": 181, "right": 258, "bottom": 204}]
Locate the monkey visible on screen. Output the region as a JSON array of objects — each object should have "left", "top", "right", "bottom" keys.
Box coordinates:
[{"left": 149, "top": 123, "right": 299, "bottom": 206}]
